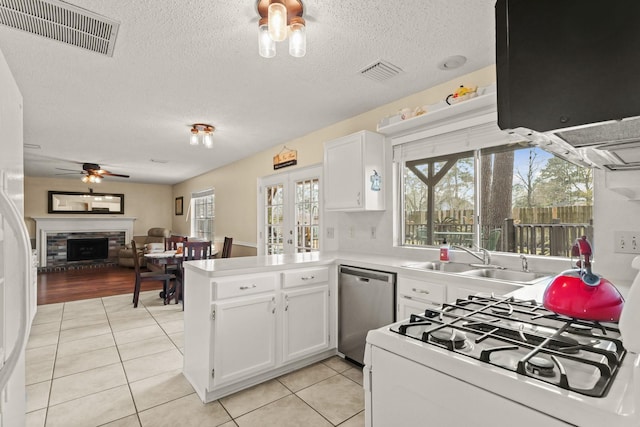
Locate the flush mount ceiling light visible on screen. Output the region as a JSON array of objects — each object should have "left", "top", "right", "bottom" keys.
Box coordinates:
[
  {"left": 256, "top": 0, "right": 306, "bottom": 58},
  {"left": 190, "top": 123, "right": 216, "bottom": 148}
]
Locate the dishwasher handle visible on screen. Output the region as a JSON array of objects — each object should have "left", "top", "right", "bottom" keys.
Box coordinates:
[{"left": 339, "top": 265, "right": 394, "bottom": 283}]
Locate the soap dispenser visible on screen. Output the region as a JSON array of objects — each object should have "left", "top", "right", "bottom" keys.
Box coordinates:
[{"left": 439, "top": 239, "right": 450, "bottom": 263}]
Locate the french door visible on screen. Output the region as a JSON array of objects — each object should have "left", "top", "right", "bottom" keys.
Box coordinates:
[{"left": 257, "top": 165, "right": 322, "bottom": 255}]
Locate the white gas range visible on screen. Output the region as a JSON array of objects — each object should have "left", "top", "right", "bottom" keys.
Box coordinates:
[{"left": 363, "top": 257, "right": 640, "bottom": 427}]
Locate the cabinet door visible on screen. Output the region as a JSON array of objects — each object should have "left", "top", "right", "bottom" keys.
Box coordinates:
[
  {"left": 447, "top": 283, "right": 520, "bottom": 303},
  {"left": 324, "top": 134, "right": 363, "bottom": 210},
  {"left": 211, "top": 293, "right": 277, "bottom": 387},
  {"left": 282, "top": 285, "right": 329, "bottom": 362},
  {"left": 397, "top": 295, "right": 439, "bottom": 320}
]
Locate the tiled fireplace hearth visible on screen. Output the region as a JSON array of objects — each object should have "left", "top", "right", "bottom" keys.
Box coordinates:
[{"left": 34, "top": 217, "right": 135, "bottom": 270}]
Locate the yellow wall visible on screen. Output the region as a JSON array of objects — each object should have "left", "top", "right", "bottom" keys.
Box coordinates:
[
  {"left": 172, "top": 65, "right": 497, "bottom": 248},
  {"left": 24, "top": 176, "right": 173, "bottom": 238},
  {"left": 24, "top": 66, "right": 497, "bottom": 251}
]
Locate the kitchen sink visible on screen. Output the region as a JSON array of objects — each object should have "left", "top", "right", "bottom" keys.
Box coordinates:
[
  {"left": 402, "top": 261, "right": 474, "bottom": 273},
  {"left": 459, "top": 268, "right": 552, "bottom": 284}
]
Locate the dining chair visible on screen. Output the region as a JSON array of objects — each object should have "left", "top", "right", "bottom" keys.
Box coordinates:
[
  {"left": 178, "top": 240, "right": 213, "bottom": 307},
  {"left": 131, "top": 240, "right": 176, "bottom": 307},
  {"left": 165, "top": 235, "right": 187, "bottom": 251},
  {"left": 221, "top": 236, "right": 233, "bottom": 258}
]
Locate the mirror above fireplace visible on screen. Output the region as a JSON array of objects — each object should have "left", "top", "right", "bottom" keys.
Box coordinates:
[{"left": 48, "top": 191, "right": 125, "bottom": 214}]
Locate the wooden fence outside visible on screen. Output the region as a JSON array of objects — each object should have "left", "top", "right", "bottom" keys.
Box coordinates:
[{"left": 405, "top": 206, "right": 593, "bottom": 256}]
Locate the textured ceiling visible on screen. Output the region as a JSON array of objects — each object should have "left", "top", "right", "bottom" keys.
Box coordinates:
[{"left": 0, "top": 0, "right": 497, "bottom": 184}]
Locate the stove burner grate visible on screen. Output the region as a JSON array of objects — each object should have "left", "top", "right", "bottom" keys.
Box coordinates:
[{"left": 389, "top": 295, "right": 626, "bottom": 398}]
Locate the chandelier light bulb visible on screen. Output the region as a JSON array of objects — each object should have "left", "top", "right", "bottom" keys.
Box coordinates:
[
  {"left": 289, "top": 17, "right": 306, "bottom": 57},
  {"left": 258, "top": 20, "right": 276, "bottom": 58},
  {"left": 203, "top": 131, "right": 214, "bottom": 148},
  {"left": 268, "top": 1, "right": 287, "bottom": 42},
  {"left": 190, "top": 127, "right": 200, "bottom": 145}
]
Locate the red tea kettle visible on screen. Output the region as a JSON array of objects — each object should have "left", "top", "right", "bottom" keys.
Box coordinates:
[{"left": 543, "top": 236, "right": 624, "bottom": 322}]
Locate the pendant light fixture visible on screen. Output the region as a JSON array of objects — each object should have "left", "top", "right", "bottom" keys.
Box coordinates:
[
  {"left": 189, "top": 124, "right": 216, "bottom": 148},
  {"left": 256, "top": 0, "right": 306, "bottom": 58}
]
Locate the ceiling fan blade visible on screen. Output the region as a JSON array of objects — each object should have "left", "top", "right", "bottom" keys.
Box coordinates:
[
  {"left": 55, "top": 167, "right": 83, "bottom": 172},
  {"left": 101, "top": 172, "right": 130, "bottom": 178}
]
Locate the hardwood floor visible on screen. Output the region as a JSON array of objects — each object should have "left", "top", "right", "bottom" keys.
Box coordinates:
[{"left": 37, "top": 266, "right": 164, "bottom": 305}]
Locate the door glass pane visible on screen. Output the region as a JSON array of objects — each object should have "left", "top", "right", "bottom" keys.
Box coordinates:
[
  {"left": 264, "top": 184, "right": 284, "bottom": 255},
  {"left": 294, "top": 178, "right": 319, "bottom": 253}
]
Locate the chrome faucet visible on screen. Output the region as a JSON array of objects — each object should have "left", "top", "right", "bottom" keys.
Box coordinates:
[
  {"left": 451, "top": 244, "right": 491, "bottom": 266},
  {"left": 520, "top": 254, "right": 529, "bottom": 272}
]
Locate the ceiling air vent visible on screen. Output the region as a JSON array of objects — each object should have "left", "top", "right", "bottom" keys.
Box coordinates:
[
  {"left": 359, "top": 60, "right": 403, "bottom": 82},
  {"left": 0, "top": 0, "right": 119, "bottom": 56}
]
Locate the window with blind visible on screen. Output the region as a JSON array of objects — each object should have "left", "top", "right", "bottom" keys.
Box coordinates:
[
  {"left": 191, "top": 189, "right": 215, "bottom": 242},
  {"left": 395, "top": 123, "right": 593, "bottom": 256}
]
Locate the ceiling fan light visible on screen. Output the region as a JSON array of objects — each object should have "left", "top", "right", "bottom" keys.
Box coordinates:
[
  {"left": 81, "top": 175, "right": 89, "bottom": 183},
  {"left": 268, "top": 1, "right": 287, "bottom": 42},
  {"left": 289, "top": 17, "right": 306, "bottom": 57},
  {"left": 258, "top": 20, "right": 276, "bottom": 58},
  {"left": 94, "top": 176, "right": 102, "bottom": 183}
]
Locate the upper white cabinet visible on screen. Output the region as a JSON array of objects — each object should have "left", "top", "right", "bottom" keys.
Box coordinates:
[{"left": 323, "top": 130, "right": 385, "bottom": 211}]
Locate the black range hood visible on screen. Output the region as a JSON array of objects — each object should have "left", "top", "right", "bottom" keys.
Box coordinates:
[{"left": 495, "top": 0, "right": 640, "bottom": 170}]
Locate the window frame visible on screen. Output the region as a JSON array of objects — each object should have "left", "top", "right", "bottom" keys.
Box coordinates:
[
  {"left": 394, "top": 124, "right": 594, "bottom": 256},
  {"left": 190, "top": 188, "right": 215, "bottom": 242}
]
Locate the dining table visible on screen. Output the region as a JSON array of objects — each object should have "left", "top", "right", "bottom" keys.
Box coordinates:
[{"left": 144, "top": 248, "right": 218, "bottom": 302}]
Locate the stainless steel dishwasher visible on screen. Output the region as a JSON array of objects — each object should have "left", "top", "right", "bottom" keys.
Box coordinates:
[{"left": 338, "top": 265, "right": 396, "bottom": 365}]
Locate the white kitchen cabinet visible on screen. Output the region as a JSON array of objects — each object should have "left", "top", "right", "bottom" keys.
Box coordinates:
[
  {"left": 211, "top": 294, "right": 277, "bottom": 387},
  {"left": 397, "top": 276, "right": 446, "bottom": 319},
  {"left": 446, "top": 281, "right": 520, "bottom": 304},
  {"left": 282, "top": 285, "right": 329, "bottom": 362},
  {"left": 183, "top": 265, "right": 336, "bottom": 403},
  {"left": 323, "top": 130, "right": 385, "bottom": 211},
  {"left": 282, "top": 267, "right": 331, "bottom": 362}
]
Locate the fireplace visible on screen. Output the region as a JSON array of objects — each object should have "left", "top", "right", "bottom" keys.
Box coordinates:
[
  {"left": 67, "top": 238, "right": 109, "bottom": 262},
  {"left": 33, "top": 217, "right": 135, "bottom": 269}
]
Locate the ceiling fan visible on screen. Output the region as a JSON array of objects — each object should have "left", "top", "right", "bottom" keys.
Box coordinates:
[{"left": 56, "top": 163, "right": 130, "bottom": 183}]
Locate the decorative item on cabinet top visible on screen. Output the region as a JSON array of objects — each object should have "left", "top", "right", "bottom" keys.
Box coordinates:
[{"left": 377, "top": 83, "right": 496, "bottom": 131}]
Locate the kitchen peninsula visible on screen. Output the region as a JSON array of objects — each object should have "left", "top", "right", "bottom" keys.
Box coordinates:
[{"left": 181, "top": 251, "right": 537, "bottom": 403}]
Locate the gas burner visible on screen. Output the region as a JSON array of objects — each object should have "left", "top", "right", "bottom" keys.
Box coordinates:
[
  {"left": 548, "top": 336, "right": 581, "bottom": 354},
  {"left": 567, "top": 323, "right": 593, "bottom": 334},
  {"left": 526, "top": 356, "right": 556, "bottom": 377},
  {"left": 429, "top": 329, "right": 469, "bottom": 350},
  {"left": 390, "top": 294, "right": 626, "bottom": 397}
]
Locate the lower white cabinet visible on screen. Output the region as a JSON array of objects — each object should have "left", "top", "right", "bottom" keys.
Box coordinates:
[
  {"left": 447, "top": 281, "right": 520, "bottom": 303},
  {"left": 397, "top": 276, "right": 445, "bottom": 319},
  {"left": 211, "top": 293, "right": 277, "bottom": 387},
  {"left": 282, "top": 285, "right": 329, "bottom": 362},
  {"left": 183, "top": 265, "right": 335, "bottom": 403}
]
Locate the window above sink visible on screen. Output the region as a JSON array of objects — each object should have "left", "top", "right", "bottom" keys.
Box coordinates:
[{"left": 387, "top": 93, "right": 594, "bottom": 259}]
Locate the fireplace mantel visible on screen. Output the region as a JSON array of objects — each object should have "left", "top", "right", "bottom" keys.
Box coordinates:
[{"left": 33, "top": 217, "right": 136, "bottom": 267}]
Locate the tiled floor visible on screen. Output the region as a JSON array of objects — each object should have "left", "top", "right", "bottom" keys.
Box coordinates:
[{"left": 25, "top": 290, "right": 365, "bottom": 427}]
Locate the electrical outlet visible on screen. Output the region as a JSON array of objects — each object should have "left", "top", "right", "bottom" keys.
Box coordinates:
[
  {"left": 370, "top": 226, "right": 377, "bottom": 239},
  {"left": 614, "top": 231, "right": 640, "bottom": 254},
  {"left": 326, "top": 227, "right": 335, "bottom": 239},
  {"left": 349, "top": 226, "right": 355, "bottom": 238}
]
